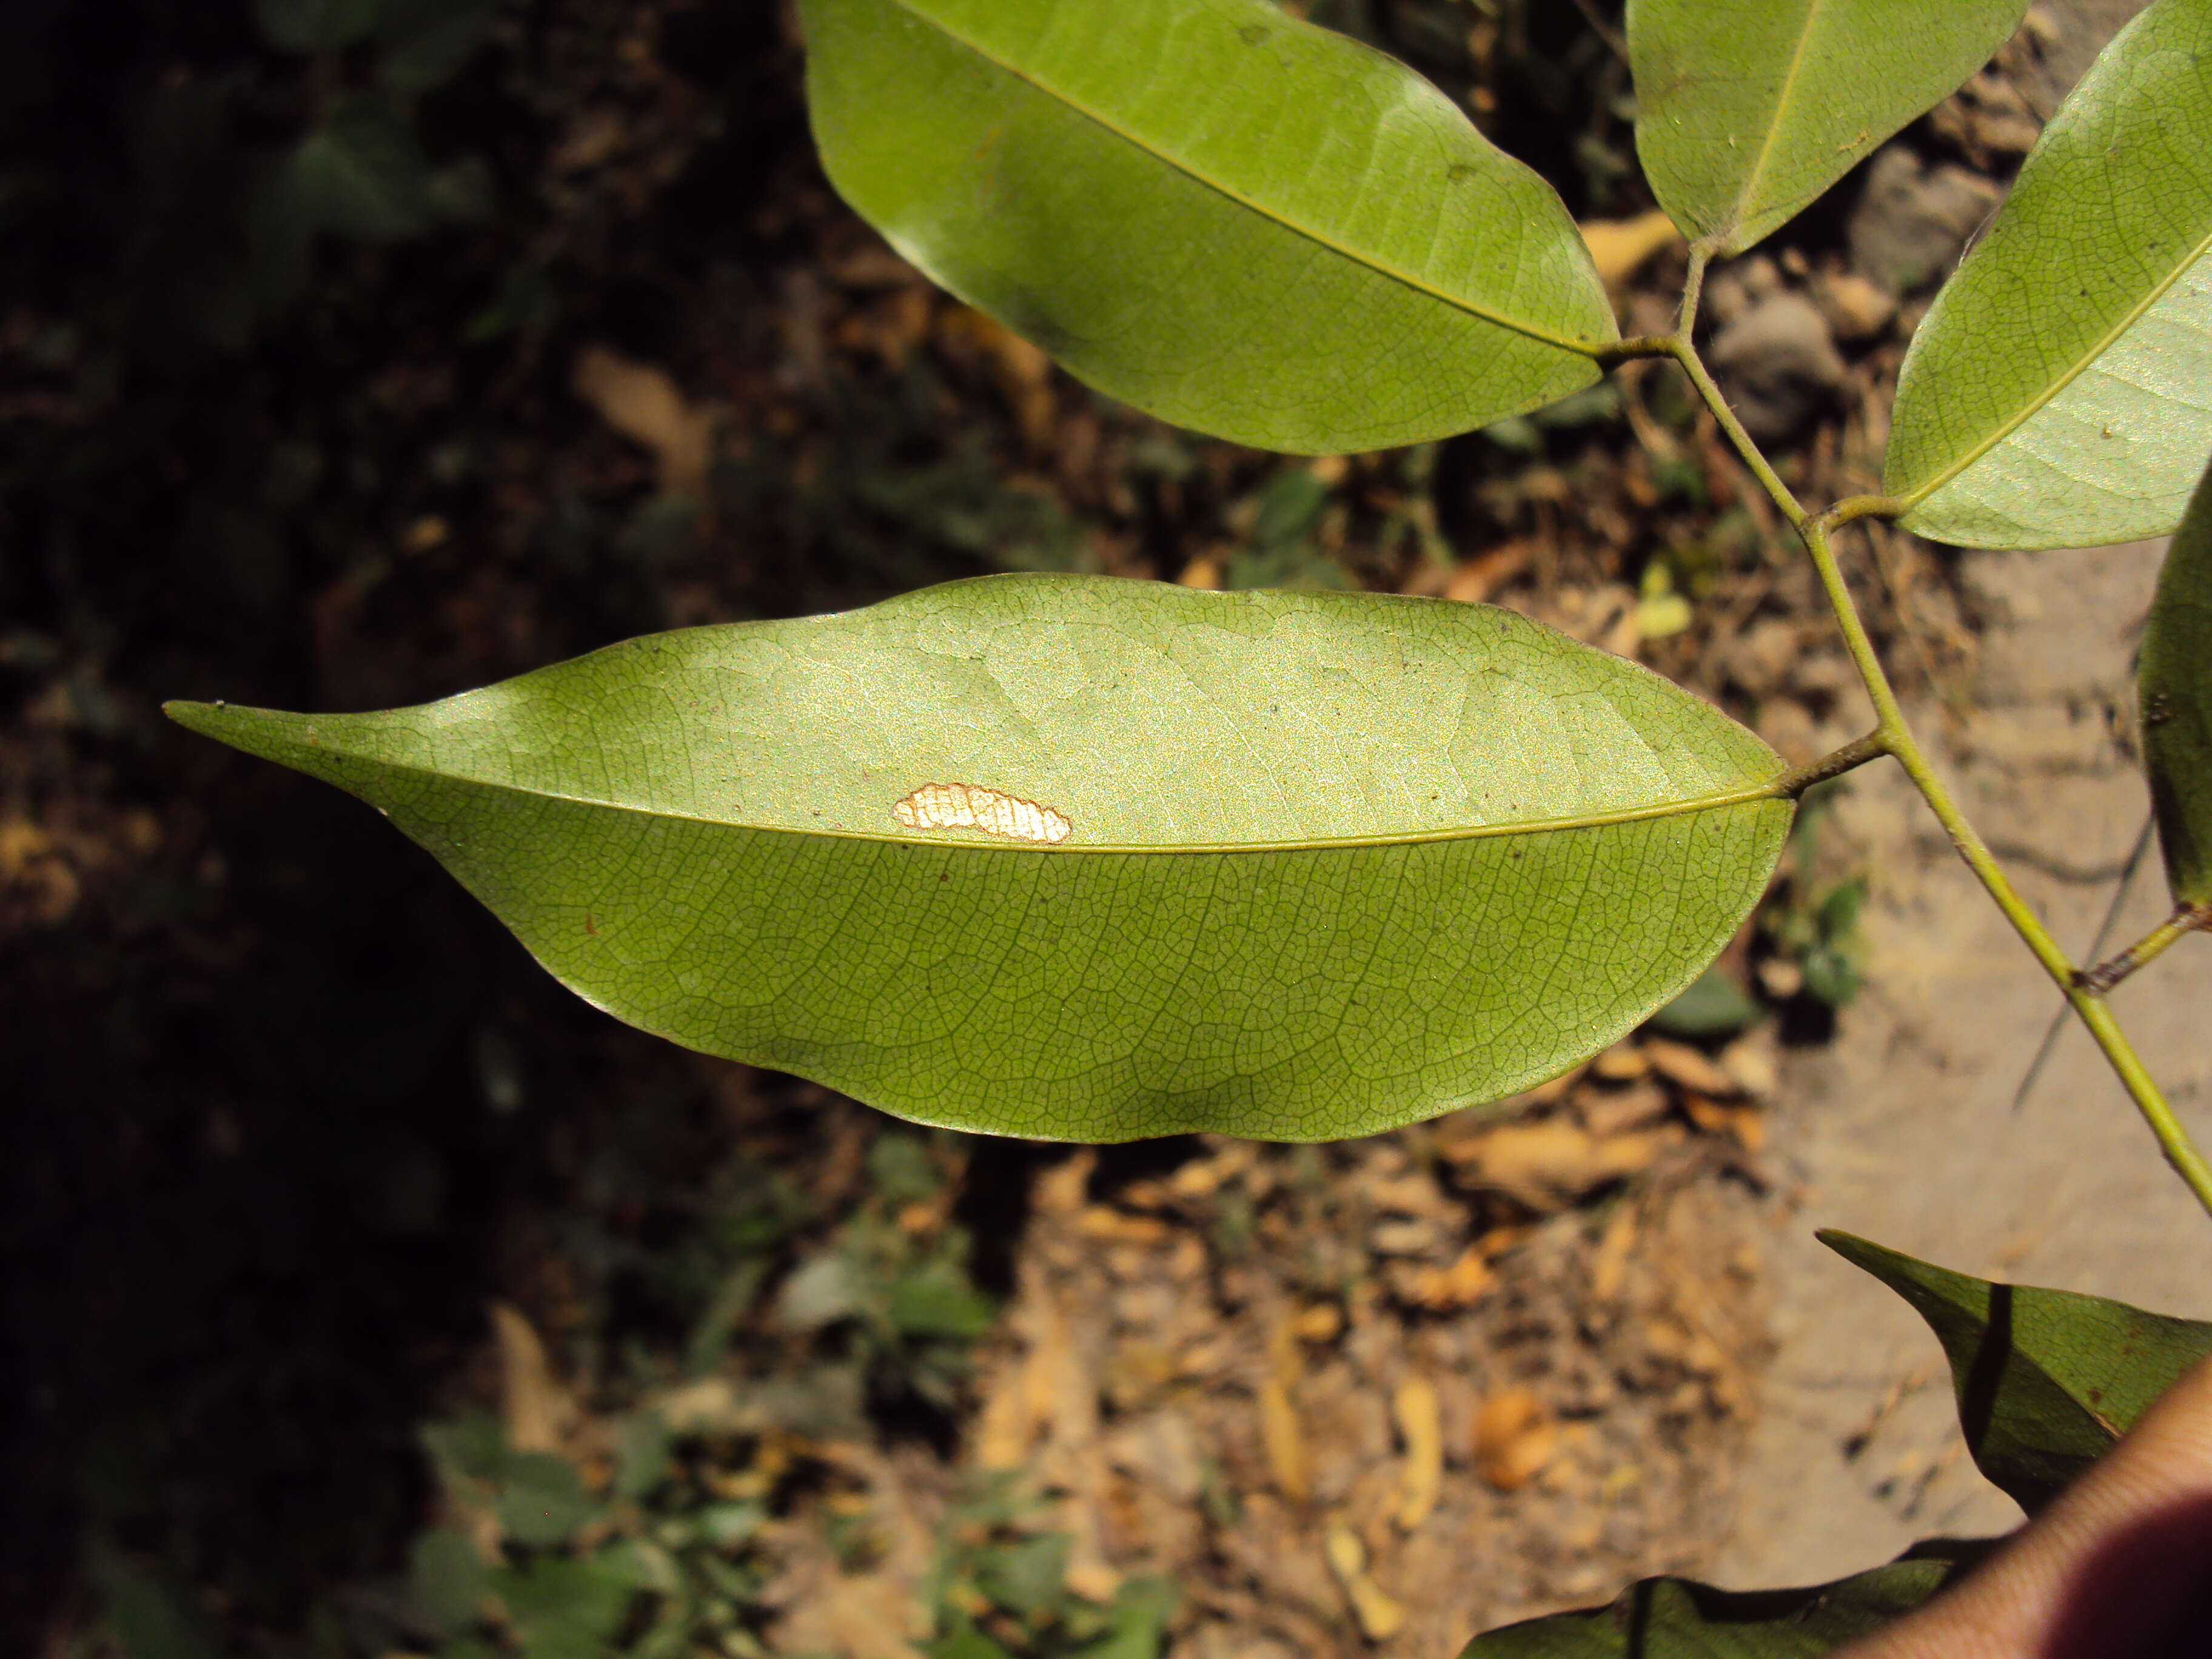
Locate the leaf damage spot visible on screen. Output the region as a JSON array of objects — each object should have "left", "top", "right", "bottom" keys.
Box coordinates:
[{"left": 894, "top": 782, "right": 1072, "bottom": 845}]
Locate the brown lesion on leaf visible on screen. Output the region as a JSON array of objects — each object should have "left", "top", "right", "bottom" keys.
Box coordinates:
[{"left": 893, "top": 782, "right": 1072, "bottom": 844}]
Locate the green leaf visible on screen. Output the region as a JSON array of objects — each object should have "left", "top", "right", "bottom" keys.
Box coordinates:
[
  {"left": 1628, "top": 0, "right": 2023, "bottom": 254},
  {"left": 164, "top": 574, "right": 1791, "bottom": 1143},
  {"left": 256, "top": 0, "right": 380, "bottom": 52},
  {"left": 886, "top": 1260, "right": 999, "bottom": 1339},
  {"left": 286, "top": 98, "right": 435, "bottom": 242},
  {"left": 407, "top": 1525, "right": 489, "bottom": 1639},
  {"left": 86, "top": 1547, "right": 224, "bottom": 1659},
  {"left": 1647, "top": 965, "right": 1761, "bottom": 1039},
  {"left": 1821, "top": 1229, "right": 2212, "bottom": 1512},
  {"left": 799, "top": 0, "right": 1617, "bottom": 454},
  {"left": 488, "top": 1555, "right": 638, "bottom": 1659},
  {"left": 1456, "top": 1541, "right": 1991, "bottom": 1657},
  {"left": 1885, "top": 0, "right": 2212, "bottom": 549},
  {"left": 375, "top": 0, "right": 498, "bottom": 95},
  {"left": 2140, "top": 455, "right": 2212, "bottom": 905},
  {"left": 1079, "top": 1577, "right": 1179, "bottom": 1659},
  {"left": 496, "top": 1452, "right": 598, "bottom": 1547}
]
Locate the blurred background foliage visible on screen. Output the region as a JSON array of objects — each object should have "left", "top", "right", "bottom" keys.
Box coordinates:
[{"left": 0, "top": 0, "right": 1881, "bottom": 1653}]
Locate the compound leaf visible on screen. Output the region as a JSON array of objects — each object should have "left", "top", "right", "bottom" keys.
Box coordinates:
[
  {"left": 1628, "top": 0, "right": 2023, "bottom": 255},
  {"left": 799, "top": 0, "right": 1616, "bottom": 455},
  {"left": 2140, "top": 454, "right": 2212, "bottom": 905},
  {"left": 1886, "top": 0, "right": 2212, "bottom": 549},
  {"left": 1822, "top": 1230, "right": 2212, "bottom": 1512},
  {"left": 166, "top": 574, "right": 1790, "bottom": 1143},
  {"left": 1456, "top": 1541, "right": 1992, "bottom": 1657}
]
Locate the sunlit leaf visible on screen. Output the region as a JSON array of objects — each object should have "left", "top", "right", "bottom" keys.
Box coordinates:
[
  {"left": 2139, "top": 454, "right": 2212, "bottom": 905},
  {"left": 799, "top": 0, "right": 1616, "bottom": 454},
  {"left": 1456, "top": 1541, "right": 1991, "bottom": 1657},
  {"left": 166, "top": 574, "right": 1791, "bottom": 1142},
  {"left": 1628, "top": 0, "right": 2023, "bottom": 254},
  {"left": 1822, "top": 1229, "right": 2212, "bottom": 1511},
  {"left": 1886, "top": 0, "right": 2212, "bottom": 549}
]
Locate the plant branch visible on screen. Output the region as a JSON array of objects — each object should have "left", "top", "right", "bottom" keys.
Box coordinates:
[
  {"left": 1659, "top": 334, "right": 2212, "bottom": 1221},
  {"left": 2080, "top": 902, "right": 2212, "bottom": 994},
  {"left": 1774, "top": 732, "right": 1886, "bottom": 797}
]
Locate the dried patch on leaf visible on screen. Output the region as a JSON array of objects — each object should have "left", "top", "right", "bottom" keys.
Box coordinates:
[{"left": 893, "top": 782, "right": 1072, "bottom": 844}]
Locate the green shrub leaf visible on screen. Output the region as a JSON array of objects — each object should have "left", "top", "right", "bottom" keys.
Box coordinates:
[
  {"left": 165, "top": 574, "right": 1790, "bottom": 1142},
  {"left": 1628, "top": 0, "right": 2023, "bottom": 255},
  {"left": 1456, "top": 1541, "right": 1992, "bottom": 1657},
  {"left": 1885, "top": 0, "right": 2212, "bottom": 549},
  {"left": 1822, "top": 1229, "right": 2212, "bottom": 1511},
  {"left": 286, "top": 98, "right": 436, "bottom": 243},
  {"left": 255, "top": 0, "right": 380, "bottom": 53},
  {"left": 798, "top": 0, "right": 1616, "bottom": 454},
  {"left": 2140, "top": 455, "right": 2212, "bottom": 906},
  {"left": 375, "top": 0, "right": 499, "bottom": 95}
]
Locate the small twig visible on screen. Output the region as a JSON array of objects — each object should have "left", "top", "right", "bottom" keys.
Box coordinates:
[
  {"left": 2012, "top": 814, "right": 2155, "bottom": 1113},
  {"left": 1567, "top": 0, "right": 1629, "bottom": 62},
  {"left": 1774, "top": 732, "right": 1889, "bottom": 799},
  {"left": 2079, "top": 900, "right": 2212, "bottom": 994}
]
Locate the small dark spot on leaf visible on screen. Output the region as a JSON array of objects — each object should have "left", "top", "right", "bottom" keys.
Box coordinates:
[
  {"left": 937, "top": 873, "right": 948, "bottom": 882},
  {"left": 1238, "top": 22, "right": 1269, "bottom": 44},
  {"left": 1447, "top": 163, "right": 1478, "bottom": 183},
  {"left": 584, "top": 914, "right": 598, "bottom": 936}
]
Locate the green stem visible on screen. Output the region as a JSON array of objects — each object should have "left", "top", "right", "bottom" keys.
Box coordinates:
[
  {"left": 2080, "top": 903, "right": 2212, "bottom": 994},
  {"left": 1665, "top": 337, "right": 2212, "bottom": 1221}
]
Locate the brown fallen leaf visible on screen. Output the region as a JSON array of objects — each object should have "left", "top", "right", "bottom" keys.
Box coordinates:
[
  {"left": 1260, "top": 1319, "right": 1312, "bottom": 1503},
  {"left": 571, "top": 344, "right": 713, "bottom": 496},
  {"left": 1473, "top": 1391, "right": 1558, "bottom": 1492},
  {"left": 1439, "top": 1121, "right": 1662, "bottom": 1210},
  {"left": 1393, "top": 1376, "right": 1443, "bottom": 1531},
  {"left": 489, "top": 1302, "right": 573, "bottom": 1455},
  {"left": 1644, "top": 1037, "right": 1740, "bottom": 1098},
  {"left": 1403, "top": 1247, "right": 1495, "bottom": 1312},
  {"left": 1579, "top": 209, "right": 1684, "bottom": 286},
  {"left": 1324, "top": 1520, "right": 1407, "bottom": 1640},
  {"left": 1588, "top": 1204, "right": 1638, "bottom": 1304}
]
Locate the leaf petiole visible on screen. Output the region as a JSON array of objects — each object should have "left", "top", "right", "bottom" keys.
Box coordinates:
[{"left": 2078, "top": 902, "right": 2212, "bottom": 995}]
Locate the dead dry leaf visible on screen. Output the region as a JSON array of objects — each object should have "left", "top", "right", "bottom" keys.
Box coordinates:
[
  {"left": 571, "top": 344, "right": 713, "bottom": 495},
  {"left": 1393, "top": 1376, "right": 1443, "bottom": 1530},
  {"left": 1403, "top": 1247, "right": 1495, "bottom": 1312},
  {"left": 1643, "top": 1038, "right": 1740, "bottom": 1098},
  {"left": 1324, "top": 1519, "right": 1406, "bottom": 1640},
  {"left": 1473, "top": 1391, "right": 1557, "bottom": 1492},
  {"left": 1439, "top": 1121, "right": 1662, "bottom": 1210},
  {"left": 1579, "top": 209, "right": 1684, "bottom": 286},
  {"left": 489, "top": 1302, "right": 572, "bottom": 1455}
]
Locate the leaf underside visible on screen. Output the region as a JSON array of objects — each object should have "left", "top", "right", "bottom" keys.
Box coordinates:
[
  {"left": 1456, "top": 1542, "right": 1992, "bottom": 1658},
  {"left": 2140, "top": 455, "right": 2212, "bottom": 905},
  {"left": 799, "top": 0, "right": 1617, "bottom": 455},
  {"left": 1822, "top": 1230, "right": 2212, "bottom": 1512},
  {"left": 167, "top": 575, "right": 1789, "bottom": 1142},
  {"left": 1886, "top": 0, "right": 2212, "bottom": 549},
  {"left": 1627, "top": 0, "right": 2024, "bottom": 256}
]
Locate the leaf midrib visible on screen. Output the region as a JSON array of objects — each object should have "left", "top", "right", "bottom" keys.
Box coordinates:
[
  {"left": 877, "top": 0, "right": 1608, "bottom": 358},
  {"left": 1901, "top": 224, "right": 2212, "bottom": 513},
  {"left": 1723, "top": 0, "right": 1828, "bottom": 246},
  {"left": 304, "top": 735, "right": 1787, "bottom": 856}
]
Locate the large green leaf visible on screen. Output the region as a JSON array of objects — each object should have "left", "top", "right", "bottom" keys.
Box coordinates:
[
  {"left": 1885, "top": 0, "right": 2212, "bottom": 549},
  {"left": 1456, "top": 1541, "right": 1992, "bottom": 1658},
  {"left": 2140, "top": 453, "right": 2212, "bottom": 905},
  {"left": 1627, "top": 0, "right": 2023, "bottom": 255},
  {"left": 799, "top": 0, "right": 1616, "bottom": 455},
  {"left": 1822, "top": 1230, "right": 2212, "bottom": 1512},
  {"left": 166, "top": 575, "right": 1790, "bottom": 1142}
]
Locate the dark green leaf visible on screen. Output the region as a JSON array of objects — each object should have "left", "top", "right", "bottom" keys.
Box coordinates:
[
  {"left": 1628, "top": 0, "right": 2023, "bottom": 254},
  {"left": 286, "top": 98, "right": 435, "bottom": 242},
  {"left": 1079, "top": 1576, "right": 1179, "bottom": 1659},
  {"left": 488, "top": 1556, "right": 637, "bottom": 1659},
  {"left": 1886, "top": 0, "right": 2212, "bottom": 549},
  {"left": 166, "top": 575, "right": 1791, "bottom": 1142},
  {"left": 86, "top": 1548, "right": 223, "bottom": 1659},
  {"left": 496, "top": 1452, "right": 598, "bottom": 1547},
  {"left": 407, "top": 1525, "right": 488, "bottom": 1638},
  {"left": 800, "top": 0, "right": 1616, "bottom": 453},
  {"left": 375, "top": 0, "right": 498, "bottom": 94},
  {"left": 2140, "top": 455, "right": 2212, "bottom": 905},
  {"left": 612, "top": 1411, "right": 675, "bottom": 1501},
  {"left": 1821, "top": 1230, "right": 2212, "bottom": 1511},
  {"left": 256, "top": 0, "right": 380, "bottom": 52},
  {"left": 1647, "top": 965, "right": 1761, "bottom": 1039},
  {"left": 1456, "top": 1541, "right": 1992, "bottom": 1657},
  {"left": 974, "top": 1532, "right": 1072, "bottom": 1621},
  {"left": 887, "top": 1260, "right": 999, "bottom": 1339}
]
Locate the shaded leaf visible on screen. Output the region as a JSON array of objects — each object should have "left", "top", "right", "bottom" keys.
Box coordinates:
[
  {"left": 286, "top": 98, "right": 435, "bottom": 243},
  {"left": 1629, "top": 0, "right": 2023, "bottom": 255},
  {"left": 799, "top": 0, "right": 1615, "bottom": 454},
  {"left": 886, "top": 1259, "right": 999, "bottom": 1339},
  {"left": 1886, "top": 0, "right": 2212, "bottom": 548},
  {"left": 1457, "top": 1540, "right": 1992, "bottom": 1657},
  {"left": 166, "top": 574, "right": 1791, "bottom": 1142},
  {"left": 407, "top": 1525, "right": 488, "bottom": 1639},
  {"left": 2140, "top": 454, "right": 2212, "bottom": 905},
  {"left": 375, "top": 0, "right": 498, "bottom": 94},
  {"left": 255, "top": 0, "right": 380, "bottom": 52},
  {"left": 86, "top": 1547, "right": 223, "bottom": 1659},
  {"left": 1822, "top": 1230, "right": 2212, "bottom": 1511},
  {"left": 495, "top": 1452, "right": 597, "bottom": 1547},
  {"left": 488, "top": 1555, "right": 637, "bottom": 1659},
  {"left": 1647, "top": 965, "right": 1761, "bottom": 1039},
  {"left": 1081, "top": 1577, "right": 1180, "bottom": 1659}
]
